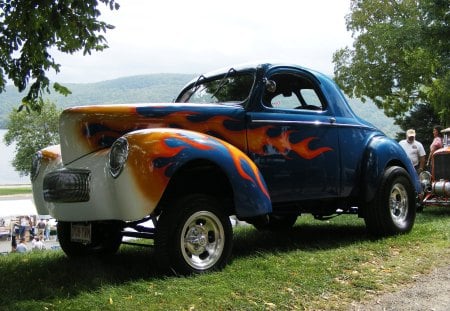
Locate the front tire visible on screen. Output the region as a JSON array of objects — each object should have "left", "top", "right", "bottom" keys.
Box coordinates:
[
  {"left": 364, "top": 166, "right": 416, "bottom": 236},
  {"left": 155, "top": 194, "right": 233, "bottom": 275},
  {"left": 58, "top": 221, "right": 123, "bottom": 257}
]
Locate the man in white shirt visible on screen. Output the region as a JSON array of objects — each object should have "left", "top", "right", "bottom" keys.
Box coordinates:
[{"left": 399, "top": 129, "right": 426, "bottom": 174}]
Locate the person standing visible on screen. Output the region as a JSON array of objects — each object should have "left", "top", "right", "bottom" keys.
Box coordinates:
[
  {"left": 19, "top": 216, "right": 28, "bottom": 239},
  {"left": 399, "top": 129, "right": 426, "bottom": 174},
  {"left": 427, "top": 125, "right": 443, "bottom": 167},
  {"left": 11, "top": 235, "right": 17, "bottom": 253},
  {"left": 44, "top": 220, "right": 51, "bottom": 241},
  {"left": 37, "top": 219, "right": 46, "bottom": 238}
]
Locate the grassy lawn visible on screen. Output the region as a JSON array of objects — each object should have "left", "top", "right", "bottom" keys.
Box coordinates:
[
  {"left": 0, "top": 185, "right": 32, "bottom": 196},
  {"left": 0, "top": 206, "right": 449, "bottom": 311}
]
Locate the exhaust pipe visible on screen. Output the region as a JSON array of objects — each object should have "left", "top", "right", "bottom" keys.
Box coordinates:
[{"left": 433, "top": 180, "right": 450, "bottom": 196}]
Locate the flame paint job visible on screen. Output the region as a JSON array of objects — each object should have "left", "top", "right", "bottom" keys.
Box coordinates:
[
  {"left": 247, "top": 126, "right": 332, "bottom": 159},
  {"left": 41, "top": 145, "right": 61, "bottom": 162},
  {"left": 60, "top": 104, "right": 333, "bottom": 165},
  {"left": 124, "top": 129, "right": 271, "bottom": 217},
  {"left": 32, "top": 63, "right": 420, "bottom": 224},
  {"left": 60, "top": 104, "right": 247, "bottom": 164}
]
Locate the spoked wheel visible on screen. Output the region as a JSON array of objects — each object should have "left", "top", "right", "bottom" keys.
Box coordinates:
[
  {"left": 364, "top": 166, "right": 416, "bottom": 236},
  {"left": 155, "top": 194, "right": 233, "bottom": 275},
  {"left": 181, "top": 210, "right": 226, "bottom": 271},
  {"left": 58, "top": 221, "right": 123, "bottom": 257},
  {"left": 389, "top": 183, "right": 409, "bottom": 227}
]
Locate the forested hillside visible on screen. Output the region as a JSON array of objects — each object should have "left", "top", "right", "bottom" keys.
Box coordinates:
[{"left": 0, "top": 74, "right": 398, "bottom": 137}]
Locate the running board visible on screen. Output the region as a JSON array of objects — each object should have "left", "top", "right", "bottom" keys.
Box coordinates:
[
  {"left": 121, "top": 240, "right": 153, "bottom": 248},
  {"left": 121, "top": 230, "right": 155, "bottom": 239}
]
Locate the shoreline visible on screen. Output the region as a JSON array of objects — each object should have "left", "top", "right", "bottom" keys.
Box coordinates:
[{"left": 0, "top": 184, "right": 31, "bottom": 188}]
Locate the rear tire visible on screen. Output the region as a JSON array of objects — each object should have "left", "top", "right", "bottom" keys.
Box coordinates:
[
  {"left": 155, "top": 194, "right": 233, "bottom": 275},
  {"left": 58, "top": 221, "right": 123, "bottom": 257},
  {"left": 364, "top": 166, "right": 416, "bottom": 236}
]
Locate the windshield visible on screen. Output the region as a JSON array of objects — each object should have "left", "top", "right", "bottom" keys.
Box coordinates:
[{"left": 177, "top": 72, "right": 255, "bottom": 104}]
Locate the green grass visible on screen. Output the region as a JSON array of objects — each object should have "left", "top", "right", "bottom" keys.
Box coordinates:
[
  {"left": 0, "top": 185, "right": 32, "bottom": 196},
  {"left": 1, "top": 206, "right": 449, "bottom": 311}
]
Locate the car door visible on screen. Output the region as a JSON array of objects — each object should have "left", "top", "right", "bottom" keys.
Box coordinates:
[{"left": 246, "top": 69, "right": 340, "bottom": 203}]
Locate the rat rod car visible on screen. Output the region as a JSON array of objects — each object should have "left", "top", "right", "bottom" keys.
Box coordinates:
[
  {"left": 31, "top": 63, "right": 420, "bottom": 274},
  {"left": 419, "top": 127, "right": 450, "bottom": 208}
]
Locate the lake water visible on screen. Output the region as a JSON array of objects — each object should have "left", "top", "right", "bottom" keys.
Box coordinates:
[{"left": 0, "top": 129, "right": 30, "bottom": 185}]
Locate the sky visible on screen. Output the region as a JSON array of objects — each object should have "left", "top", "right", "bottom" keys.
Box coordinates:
[{"left": 48, "top": 0, "right": 354, "bottom": 84}]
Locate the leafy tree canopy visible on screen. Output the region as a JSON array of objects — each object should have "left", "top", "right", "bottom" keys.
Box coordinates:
[
  {"left": 0, "top": 0, "right": 120, "bottom": 112},
  {"left": 3, "top": 101, "right": 61, "bottom": 176},
  {"left": 333, "top": 0, "right": 449, "bottom": 126}
]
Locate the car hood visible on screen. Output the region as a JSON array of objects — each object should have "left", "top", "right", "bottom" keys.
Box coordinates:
[{"left": 59, "top": 103, "right": 247, "bottom": 164}]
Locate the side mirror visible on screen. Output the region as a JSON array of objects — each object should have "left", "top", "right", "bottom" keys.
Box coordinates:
[{"left": 264, "top": 79, "right": 276, "bottom": 93}]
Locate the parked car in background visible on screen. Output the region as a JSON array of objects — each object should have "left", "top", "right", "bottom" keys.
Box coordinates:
[
  {"left": 419, "top": 127, "right": 450, "bottom": 209},
  {"left": 31, "top": 63, "right": 420, "bottom": 274}
]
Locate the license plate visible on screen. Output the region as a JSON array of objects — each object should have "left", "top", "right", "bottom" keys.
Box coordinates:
[{"left": 71, "top": 223, "right": 92, "bottom": 243}]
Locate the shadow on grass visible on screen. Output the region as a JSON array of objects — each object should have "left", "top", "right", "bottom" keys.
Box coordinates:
[
  {"left": 0, "top": 219, "right": 373, "bottom": 307},
  {"left": 232, "top": 221, "right": 369, "bottom": 259},
  {"left": 418, "top": 205, "right": 450, "bottom": 219}
]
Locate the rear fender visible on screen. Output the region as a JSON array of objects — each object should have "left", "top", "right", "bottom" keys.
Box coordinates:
[
  {"left": 361, "top": 136, "right": 420, "bottom": 202},
  {"left": 123, "top": 128, "right": 272, "bottom": 218}
]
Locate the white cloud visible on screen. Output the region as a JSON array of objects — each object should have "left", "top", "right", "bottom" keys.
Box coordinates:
[{"left": 48, "top": 0, "right": 353, "bottom": 83}]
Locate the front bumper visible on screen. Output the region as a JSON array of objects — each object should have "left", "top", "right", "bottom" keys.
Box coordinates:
[{"left": 32, "top": 147, "right": 157, "bottom": 222}]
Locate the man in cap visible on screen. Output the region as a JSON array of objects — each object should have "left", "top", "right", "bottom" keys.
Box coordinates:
[{"left": 399, "top": 129, "right": 426, "bottom": 174}]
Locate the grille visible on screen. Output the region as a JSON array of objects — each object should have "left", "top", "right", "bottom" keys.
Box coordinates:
[
  {"left": 43, "top": 169, "right": 91, "bottom": 202},
  {"left": 434, "top": 153, "right": 450, "bottom": 181}
]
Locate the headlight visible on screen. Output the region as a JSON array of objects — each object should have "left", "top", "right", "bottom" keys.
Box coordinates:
[
  {"left": 109, "top": 138, "right": 129, "bottom": 178},
  {"left": 419, "top": 171, "right": 432, "bottom": 193},
  {"left": 419, "top": 171, "right": 431, "bottom": 183},
  {"left": 31, "top": 151, "right": 43, "bottom": 181}
]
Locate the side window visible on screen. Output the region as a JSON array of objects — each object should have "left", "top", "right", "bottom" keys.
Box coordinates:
[
  {"left": 263, "top": 73, "right": 325, "bottom": 111},
  {"left": 300, "top": 89, "right": 322, "bottom": 109},
  {"left": 270, "top": 92, "right": 299, "bottom": 109}
]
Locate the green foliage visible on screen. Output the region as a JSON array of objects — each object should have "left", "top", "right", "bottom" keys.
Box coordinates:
[
  {"left": 0, "top": 0, "right": 119, "bottom": 112},
  {"left": 3, "top": 101, "right": 61, "bottom": 176},
  {"left": 333, "top": 0, "right": 450, "bottom": 126}
]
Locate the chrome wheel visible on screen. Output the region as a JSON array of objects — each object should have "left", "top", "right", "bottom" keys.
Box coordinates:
[
  {"left": 181, "top": 211, "right": 225, "bottom": 270},
  {"left": 155, "top": 194, "right": 233, "bottom": 274},
  {"left": 389, "top": 183, "right": 409, "bottom": 226},
  {"left": 364, "top": 166, "right": 416, "bottom": 236}
]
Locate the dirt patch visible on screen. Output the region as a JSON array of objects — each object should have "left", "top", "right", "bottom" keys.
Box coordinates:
[{"left": 349, "top": 264, "right": 450, "bottom": 310}]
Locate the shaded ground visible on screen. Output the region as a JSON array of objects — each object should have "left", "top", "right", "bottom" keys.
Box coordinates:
[
  {"left": 349, "top": 263, "right": 450, "bottom": 311},
  {"left": 1, "top": 192, "right": 449, "bottom": 309}
]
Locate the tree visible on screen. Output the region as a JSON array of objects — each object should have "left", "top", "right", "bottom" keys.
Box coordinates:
[
  {"left": 333, "top": 0, "right": 449, "bottom": 126},
  {"left": 0, "top": 0, "right": 120, "bottom": 112},
  {"left": 3, "top": 101, "right": 61, "bottom": 176}
]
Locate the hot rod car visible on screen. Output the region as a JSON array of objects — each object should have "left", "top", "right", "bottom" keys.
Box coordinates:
[
  {"left": 31, "top": 63, "right": 420, "bottom": 274},
  {"left": 419, "top": 127, "right": 450, "bottom": 208}
]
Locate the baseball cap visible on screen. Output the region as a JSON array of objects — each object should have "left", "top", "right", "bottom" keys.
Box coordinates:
[{"left": 406, "top": 129, "right": 416, "bottom": 137}]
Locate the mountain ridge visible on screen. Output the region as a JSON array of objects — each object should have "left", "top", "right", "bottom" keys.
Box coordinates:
[{"left": 0, "top": 73, "right": 398, "bottom": 137}]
